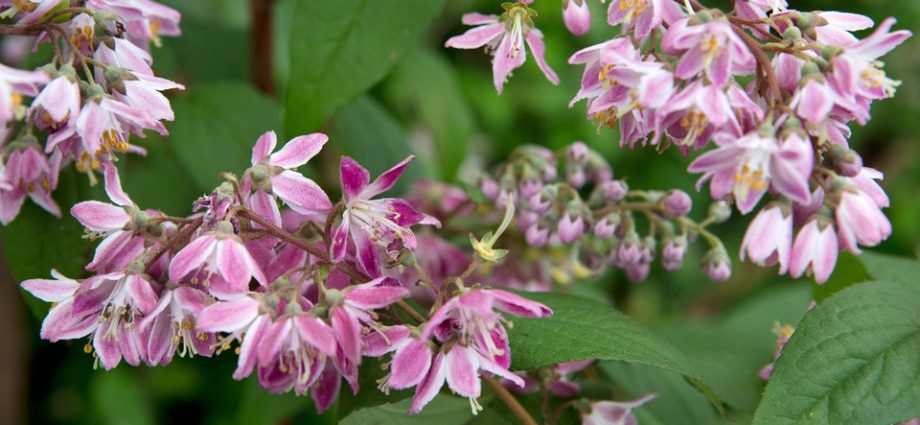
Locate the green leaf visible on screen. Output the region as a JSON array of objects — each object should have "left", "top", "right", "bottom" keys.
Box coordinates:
[
  {"left": 858, "top": 251, "right": 920, "bottom": 284},
  {"left": 384, "top": 48, "right": 474, "bottom": 181},
  {"left": 1, "top": 170, "right": 100, "bottom": 317},
  {"left": 170, "top": 81, "right": 282, "bottom": 191},
  {"left": 120, "top": 135, "right": 203, "bottom": 216},
  {"left": 340, "top": 395, "right": 477, "bottom": 425},
  {"left": 752, "top": 280, "right": 920, "bottom": 425},
  {"left": 508, "top": 291, "right": 724, "bottom": 416},
  {"left": 235, "top": 378, "right": 309, "bottom": 425},
  {"left": 284, "top": 0, "right": 445, "bottom": 135},
  {"left": 90, "top": 368, "right": 155, "bottom": 425},
  {"left": 331, "top": 96, "right": 430, "bottom": 193},
  {"left": 601, "top": 362, "right": 723, "bottom": 425}
]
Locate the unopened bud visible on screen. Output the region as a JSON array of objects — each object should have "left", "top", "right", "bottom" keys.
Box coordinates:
[
  {"left": 828, "top": 145, "right": 863, "bottom": 177},
  {"left": 662, "top": 236, "right": 688, "bottom": 271},
  {"left": 600, "top": 180, "right": 628, "bottom": 202},
  {"left": 562, "top": 0, "right": 591, "bottom": 36},
  {"left": 662, "top": 190, "right": 692, "bottom": 217},
  {"left": 702, "top": 246, "right": 731, "bottom": 282},
  {"left": 594, "top": 214, "right": 619, "bottom": 240},
  {"left": 782, "top": 26, "right": 802, "bottom": 41},
  {"left": 708, "top": 201, "right": 732, "bottom": 223},
  {"left": 526, "top": 224, "right": 550, "bottom": 247},
  {"left": 557, "top": 213, "right": 585, "bottom": 244}
]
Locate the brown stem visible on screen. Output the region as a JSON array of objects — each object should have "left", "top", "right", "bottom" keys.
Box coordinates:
[
  {"left": 144, "top": 218, "right": 204, "bottom": 270},
  {"left": 0, "top": 23, "right": 55, "bottom": 36},
  {"left": 249, "top": 0, "right": 275, "bottom": 95},
  {"left": 730, "top": 23, "right": 781, "bottom": 106},
  {"left": 484, "top": 376, "right": 538, "bottom": 425}
]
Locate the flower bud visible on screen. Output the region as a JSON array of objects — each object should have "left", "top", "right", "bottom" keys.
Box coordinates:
[
  {"left": 707, "top": 201, "right": 732, "bottom": 223},
  {"left": 567, "top": 141, "right": 589, "bottom": 163},
  {"left": 617, "top": 232, "right": 641, "bottom": 266},
  {"left": 480, "top": 177, "right": 500, "bottom": 202},
  {"left": 782, "top": 26, "right": 802, "bottom": 41},
  {"left": 526, "top": 224, "right": 550, "bottom": 247},
  {"left": 562, "top": 0, "right": 591, "bottom": 36},
  {"left": 640, "top": 236, "right": 656, "bottom": 263},
  {"left": 600, "top": 180, "right": 628, "bottom": 202},
  {"left": 662, "top": 190, "right": 692, "bottom": 217},
  {"left": 528, "top": 191, "right": 552, "bottom": 214},
  {"left": 828, "top": 145, "right": 863, "bottom": 177},
  {"left": 594, "top": 214, "right": 619, "bottom": 240},
  {"left": 702, "top": 246, "right": 731, "bottom": 282},
  {"left": 520, "top": 179, "right": 543, "bottom": 199},
  {"left": 567, "top": 167, "right": 587, "bottom": 188},
  {"left": 557, "top": 213, "right": 585, "bottom": 244},
  {"left": 661, "top": 236, "right": 687, "bottom": 271},
  {"left": 624, "top": 263, "right": 650, "bottom": 282}
]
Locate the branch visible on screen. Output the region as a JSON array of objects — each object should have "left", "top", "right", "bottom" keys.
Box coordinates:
[
  {"left": 484, "top": 376, "right": 538, "bottom": 425},
  {"left": 249, "top": 0, "right": 275, "bottom": 95},
  {"left": 730, "top": 23, "right": 781, "bottom": 106}
]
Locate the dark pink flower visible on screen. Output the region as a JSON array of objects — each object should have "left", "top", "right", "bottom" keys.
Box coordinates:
[{"left": 248, "top": 131, "right": 332, "bottom": 217}]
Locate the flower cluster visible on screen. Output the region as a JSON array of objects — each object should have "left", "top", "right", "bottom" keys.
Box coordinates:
[
  {"left": 467, "top": 141, "right": 732, "bottom": 285},
  {"left": 448, "top": 0, "right": 910, "bottom": 283},
  {"left": 0, "top": 1, "right": 182, "bottom": 224},
  {"left": 21, "top": 131, "right": 553, "bottom": 415}
]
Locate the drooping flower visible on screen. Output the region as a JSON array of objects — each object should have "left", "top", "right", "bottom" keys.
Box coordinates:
[
  {"left": 0, "top": 62, "right": 47, "bottom": 126},
  {"left": 834, "top": 187, "right": 891, "bottom": 254},
  {"left": 196, "top": 296, "right": 272, "bottom": 380},
  {"left": 607, "top": 0, "right": 683, "bottom": 39},
  {"left": 789, "top": 216, "right": 837, "bottom": 283},
  {"left": 330, "top": 156, "right": 439, "bottom": 277},
  {"left": 0, "top": 144, "right": 62, "bottom": 224},
  {"left": 325, "top": 277, "right": 410, "bottom": 364},
  {"left": 409, "top": 288, "right": 552, "bottom": 414},
  {"left": 740, "top": 203, "right": 792, "bottom": 273},
  {"left": 581, "top": 393, "right": 657, "bottom": 425},
  {"left": 445, "top": 3, "right": 559, "bottom": 94},
  {"left": 141, "top": 286, "right": 215, "bottom": 365}
]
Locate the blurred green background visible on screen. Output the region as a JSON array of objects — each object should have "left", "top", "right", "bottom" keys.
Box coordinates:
[{"left": 1, "top": 0, "right": 917, "bottom": 424}]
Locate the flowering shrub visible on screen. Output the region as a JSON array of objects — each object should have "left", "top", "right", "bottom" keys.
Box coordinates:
[{"left": 3, "top": 0, "right": 920, "bottom": 424}]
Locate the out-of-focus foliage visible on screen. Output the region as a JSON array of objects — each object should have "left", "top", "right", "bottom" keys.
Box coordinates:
[{"left": 5, "top": 0, "right": 919, "bottom": 423}]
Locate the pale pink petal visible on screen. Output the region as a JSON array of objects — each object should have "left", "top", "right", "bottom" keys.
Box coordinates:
[
  {"left": 71, "top": 201, "right": 131, "bottom": 232},
  {"left": 40, "top": 299, "right": 97, "bottom": 341},
  {"left": 215, "top": 239, "right": 256, "bottom": 290},
  {"left": 196, "top": 297, "right": 260, "bottom": 332},
  {"left": 345, "top": 284, "right": 409, "bottom": 310},
  {"left": 389, "top": 339, "right": 433, "bottom": 390},
  {"left": 525, "top": 31, "right": 559, "bottom": 85},
  {"left": 363, "top": 326, "right": 411, "bottom": 357},
  {"left": 461, "top": 12, "right": 499, "bottom": 25},
  {"left": 445, "top": 346, "right": 481, "bottom": 398},
  {"left": 125, "top": 275, "right": 158, "bottom": 314},
  {"left": 21, "top": 273, "right": 79, "bottom": 302},
  {"left": 492, "top": 33, "right": 525, "bottom": 94},
  {"left": 294, "top": 315, "right": 338, "bottom": 357},
  {"left": 168, "top": 234, "right": 217, "bottom": 283},
  {"left": 93, "top": 329, "right": 122, "bottom": 370},
  {"left": 269, "top": 133, "right": 328, "bottom": 169},
  {"left": 233, "top": 315, "right": 269, "bottom": 380},
  {"left": 102, "top": 162, "right": 133, "bottom": 206},
  {"left": 271, "top": 171, "right": 332, "bottom": 213},
  {"left": 485, "top": 289, "right": 553, "bottom": 317},
  {"left": 257, "top": 318, "right": 293, "bottom": 365},
  {"left": 251, "top": 131, "right": 278, "bottom": 165},
  {"left": 445, "top": 23, "right": 504, "bottom": 49},
  {"left": 409, "top": 352, "right": 447, "bottom": 414},
  {"left": 332, "top": 308, "right": 362, "bottom": 362}
]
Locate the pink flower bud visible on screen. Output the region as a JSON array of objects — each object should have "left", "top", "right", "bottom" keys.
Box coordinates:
[
  {"left": 557, "top": 213, "right": 585, "bottom": 244},
  {"left": 594, "top": 216, "right": 618, "bottom": 239},
  {"left": 563, "top": 0, "right": 591, "bottom": 36},
  {"left": 567, "top": 141, "right": 589, "bottom": 163},
  {"left": 702, "top": 247, "right": 732, "bottom": 282},
  {"left": 662, "top": 190, "right": 692, "bottom": 217},
  {"left": 625, "top": 263, "right": 650, "bottom": 282},
  {"left": 520, "top": 179, "right": 543, "bottom": 199},
  {"left": 600, "top": 180, "right": 628, "bottom": 201},
  {"left": 526, "top": 224, "right": 550, "bottom": 247},
  {"left": 662, "top": 237, "right": 687, "bottom": 270},
  {"left": 480, "top": 177, "right": 500, "bottom": 202}
]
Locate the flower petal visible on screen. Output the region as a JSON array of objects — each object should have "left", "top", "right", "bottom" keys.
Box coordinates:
[
  {"left": 251, "top": 131, "right": 277, "bottom": 165},
  {"left": 269, "top": 133, "right": 328, "bottom": 169},
  {"left": 196, "top": 297, "right": 260, "bottom": 333},
  {"left": 71, "top": 201, "right": 131, "bottom": 232},
  {"left": 271, "top": 171, "right": 333, "bottom": 213},
  {"left": 340, "top": 156, "right": 370, "bottom": 200}
]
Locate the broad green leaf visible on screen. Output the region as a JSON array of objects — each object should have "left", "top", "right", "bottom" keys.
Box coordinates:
[
  {"left": 752, "top": 280, "right": 920, "bottom": 425},
  {"left": 601, "top": 362, "right": 723, "bottom": 425},
  {"left": 151, "top": 12, "right": 251, "bottom": 84},
  {"left": 235, "top": 378, "right": 309, "bottom": 425},
  {"left": 334, "top": 357, "right": 412, "bottom": 421},
  {"left": 91, "top": 368, "right": 155, "bottom": 425},
  {"left": 340, "top": 395, "right": 477, "bottom": 425},
  {"left": 2, "top": 170, "right": 100, "bottom": 317},
  {"left": 508, "top": 291, "right": 724, "bottom": 415},
  {"left": 331, "top": 96, "right": 430, "bottom": 193},
  {"left": 858, "top": 251, "right": 920, "bottom": 284},
  {"left": 170, "top": 81, "right": 281, "bottom": 191},
  {"left": 120, "top": 136, "right": 202, "bottom": 216},
  {"left": 384, "top": 48, "right": 474, "bottom": 181},
  {"left": 284, "top": 0, "right": 445, "bottom": 135}
]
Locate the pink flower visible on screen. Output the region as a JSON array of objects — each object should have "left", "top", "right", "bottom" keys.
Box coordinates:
[
  {"left": 0, "top": 144, "right": 62, "bottom": 224},
  {"left": 325, "top": 277, "right": 410, "bottom": 364},
  {"left": 582, "top": 393, "right": 657, "bottom": 425},
  {"left": 740, "top": 204, "right": 792, "bottom": 273},
  {"left": 29, "top": 76, "right": 80, "bottom": 136},
  {"left": 71, "top": 162, "right": 148, "bottom": 272},
  {"left": 141, "top": 286, "right": 215, "bottom": 365},
  {"left": 23, "top": 268, "right": 159, "bottom": 369},
  {"left": 88, "top": 0, "right": 181, "bottom": 46},
  {"left": 607, "top": 0, "right": 682, "bottom": 38},
  {"left": 408, "top": 288, "right": 552, "bottom": 414},
  {"left": 445, "top": 5, "right": 559, "bottom": 94},
  {"left": 248, "top": 131, "right": 332, "bottom": 218},
  {"left": 830, "top": 18, "right": 912, "bottom": 122},
  {"left": 255, "top": 308, "right": 338, "bottom": 395},
  {"left": 689, "top": 131, "right": 812, "bottom": 214},
  {"left": 789, "top": 217, "right": 838, "bottom": 283},
  {"left": 331, "top": 156, "right": 439, "bottom": 277},
  {"left": 563, "top": 0, "right": 592, "bottom": 36},
  {"left": 835, "top": 188, "right": 891, "bottom": 254},
  {"left": 168, "top": 224, "right": 268, "bottom": 298},
  {"left": 662, "top": 17, "right": 755, "bottom": 87},
  {"left": 0, "top": 62, "right": 47, "bottom": 126},
  {"left": 196, "top": 296, "right": 272, "bottom": 379},
  {"left": 0, "top": 0, "right": 66, "bottom": 25}
]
